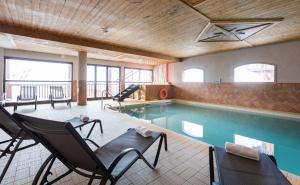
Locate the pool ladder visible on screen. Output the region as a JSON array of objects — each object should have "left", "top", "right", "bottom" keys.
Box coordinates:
[{"left": 100, "top": 90, "right": 122, "bottom": 112}]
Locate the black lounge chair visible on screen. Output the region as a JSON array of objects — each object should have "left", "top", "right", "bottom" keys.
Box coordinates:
[
  {"left": 0, "top": 106, "right": 38, "bottom": 183},
  {"left": 209, "top": 146, "right": 292, "bottom": 185},
  {"left": 49, "top": 86, "right": 71, "bottom": 108},
  {"left": 14, "top": 113, "right": 168, "bottom": 185},
  {"left": 13, "top": 85, "right": 38, "bottom": 111}
]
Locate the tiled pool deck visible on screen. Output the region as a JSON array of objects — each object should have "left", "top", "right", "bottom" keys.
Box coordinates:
[{"left": 0, "top": 100, "right": 299, "bottom": 185}]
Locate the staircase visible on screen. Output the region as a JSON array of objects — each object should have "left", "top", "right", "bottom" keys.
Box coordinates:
[{"left": 113, "top": 84, "right": 140, "bottom": 102}]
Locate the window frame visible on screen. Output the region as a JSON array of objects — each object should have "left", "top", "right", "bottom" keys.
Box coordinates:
[
  {"left": 4, "top": 56, "right": 73, "bottom": 83},
  {"left": 124, "top": 67, "right": 153, "bottom": 84},
  {"left": 3, "top": 56, "right": 73, "bottom": 99},
  {"left": 181, "top": 68, "right": 204, "bottom": 83},
  {"left": 87, "top": 64, "right": 121, "bottom": 100},
  {"left": 233, "top": 63, "right": 277, "bottom": 83}
]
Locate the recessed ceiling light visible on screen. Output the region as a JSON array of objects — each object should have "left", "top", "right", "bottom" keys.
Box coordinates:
[{"left": 101, "top": 27, "right": 109, "bottom": 33}]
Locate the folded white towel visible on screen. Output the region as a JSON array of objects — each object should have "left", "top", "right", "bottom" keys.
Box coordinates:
[
  {"left": 135, "top": 126, "right": 152, "bottom": 137},
  {"left": 225, "top": 142, "right": 260, "bottom": 161},
  {"left": 80, "top": 115, "right": 89, "bottom": 122}
]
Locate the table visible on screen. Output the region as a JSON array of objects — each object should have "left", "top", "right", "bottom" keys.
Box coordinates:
[{"left": 66, "top": 117, "right": 103, "bottom": 139}]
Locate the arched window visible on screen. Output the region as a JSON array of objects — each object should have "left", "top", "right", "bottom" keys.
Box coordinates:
[
  {"left": 234, "top": 63, "right": 275, "bottom": 82},
  {"left": 182, "top": 68, "right": 204, "bottom": 82}
]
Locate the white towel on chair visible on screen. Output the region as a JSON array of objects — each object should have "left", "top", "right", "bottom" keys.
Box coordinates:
[
  {"left": 80, "top": 115, "right": 89, "bottom": 122},
  {"left": 135, "top": 126, "right": 152, "bottom": 137},
  {"left": 225, "top": 142, "right": 260, "bottom": 161}
]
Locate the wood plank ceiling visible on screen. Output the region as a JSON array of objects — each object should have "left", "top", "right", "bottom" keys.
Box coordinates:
[{"left": 0, "top": 0, "right": 300, "bottom": 65}]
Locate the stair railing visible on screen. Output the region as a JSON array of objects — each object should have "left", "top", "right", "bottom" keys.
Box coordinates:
[
  {"left": 110, "top": 70, "right": 141, "bottom": 90},
  {"left": 100, "top": 90, "right": 122, "bottom": 112}
]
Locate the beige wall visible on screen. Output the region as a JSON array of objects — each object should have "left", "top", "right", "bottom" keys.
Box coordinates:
[
  {"left": 0, "top": 48, "right": 154, "bottom": 94},
  {"left": 169, "top": 41, "right": 300, "bottom": 83},
  {"left": 168, "top": 40, "right": 300, "bottom": 113}
]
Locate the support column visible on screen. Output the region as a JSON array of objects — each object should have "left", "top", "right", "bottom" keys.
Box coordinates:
[
  {"left": 120, "top": 66, "right": 125, "bottom": 91},
  {"left": 77, "top": 51, "right": 87, "bottom": 105}
]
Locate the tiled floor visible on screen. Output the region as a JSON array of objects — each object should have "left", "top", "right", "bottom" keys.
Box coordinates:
[{"left": 0, "top": 100, "right": 299, "bottom": 185}]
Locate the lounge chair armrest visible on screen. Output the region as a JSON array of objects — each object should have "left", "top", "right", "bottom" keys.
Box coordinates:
[
  {"left": 84, "top": 138, "right": 100, "bottom": 148},
  {"left": 107, "top": 148, "right": 144, "bottom": 174}
]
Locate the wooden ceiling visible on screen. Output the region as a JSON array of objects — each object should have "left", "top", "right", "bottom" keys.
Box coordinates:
[
  {"left": 0, "top": 33, "right": 171, "bottom": 65},
  {"left": 0, "top": 0, "right": 300, "bottom": 65}
]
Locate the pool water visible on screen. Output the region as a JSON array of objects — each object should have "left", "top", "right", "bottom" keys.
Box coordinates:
[{"left": 122, "top": 102, "right": 300, "bottom": 175}]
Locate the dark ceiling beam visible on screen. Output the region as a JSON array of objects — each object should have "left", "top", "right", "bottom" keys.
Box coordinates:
[{"left": 0, "top": 22, "right": 179, "bottom": 62}]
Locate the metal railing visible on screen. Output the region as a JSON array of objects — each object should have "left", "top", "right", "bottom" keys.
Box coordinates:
[
  {"left": 4, "top": 81, "right": 72, "bottom": 101},
  {"left": 87, "top": 70, "right": 153, "bottom": 99},
  {"left": 100, "top": 90, "right": 122, "bottom": 112},
  {"left": 87, "top": 81, "right": 120, "bottom": 98},
  {"left": 125, "top": 82, "right": 152, "bottom": 88}
]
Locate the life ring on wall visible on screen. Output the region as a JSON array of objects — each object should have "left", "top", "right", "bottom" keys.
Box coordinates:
[{"left": 159, "top": 88, "right": 168, "bottom": 100}]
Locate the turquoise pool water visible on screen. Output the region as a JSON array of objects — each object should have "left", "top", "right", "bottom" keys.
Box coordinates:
[{"left": 122, "top": 102, "right": 300, "bottom": 175}]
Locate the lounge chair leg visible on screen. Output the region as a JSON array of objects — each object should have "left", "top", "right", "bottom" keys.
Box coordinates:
[
  {"left": 110, "top": 181, "right": 116, "bottom": 185},
  {"left": 140, "top": 155, "right": 154, "bottom": 170},
  {"left": 39, "top": 155, "right": 56, "bottom": 185},
  {"left": 87, "top": 168, "right": 97, "bottom": 185},
  {"left": 86, "top": 120, "right": 102, "bottom": 138},
  {"left": 14, "top": 105, "right": 17, "bottom": 112},
  {"left": 163, "top": 133, "right": 168, "bottom": 151},
  {"left": 0, "top": 139, "right": 13, "bottom": 145},
  {"left": 98, "top": 120, "right": 103, "bottom": 134},
  {"left": 0, "top": 140, "right": 15, "bottom": 158},
  {"left": 100, "top": 177, "right": 109, "bottom": 185},
  {"left": 153, "top": 135, "right": 164, "bottom": 167},
  {"left": 209, "top": 146, "right": 215, "bottom": 185},
  {"left": 0, "top": 131, "right": 22, "bottom": 158},
  {"left": 47, "top": 169, "right": 72, "bottom": 184},
  {"left": 87, "top": 122, "right": 96, "bottom": 138},
  {"left": 32, "top": 154, "right": 54, "bottom": 185},
  {"left": 0, "top": 138, "right": 23, "bottom": 183}
]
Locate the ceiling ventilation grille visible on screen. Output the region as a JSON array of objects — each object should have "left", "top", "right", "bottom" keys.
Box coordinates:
[{"left": 196, "top": 19, "right": 283, "bottom": 42}]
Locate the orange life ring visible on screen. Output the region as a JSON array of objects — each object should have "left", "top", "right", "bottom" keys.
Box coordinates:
[{"left": 159, "top": 88, "right": 168, "bottom": 100}]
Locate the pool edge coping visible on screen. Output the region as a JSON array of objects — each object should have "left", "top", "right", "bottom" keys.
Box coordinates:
[
  {"left": 118, "top": 99, "right": 300, "bottom": 120},
  {"left": 172, "top": 99, "right": 300, "bottom": 120}
]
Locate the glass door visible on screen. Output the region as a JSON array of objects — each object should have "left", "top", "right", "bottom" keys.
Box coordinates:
[
  {"left": 87, "top": 65, "right": 120, "bottom": 99},
  {"left": 96, "top": 66, "right": 107, "bottom": 97},
  {"left": 87, "top": 65, "right": 96, "bottom": 98},
  {"left": 107, "top": 67, "right": 120, "bottom": 96}
]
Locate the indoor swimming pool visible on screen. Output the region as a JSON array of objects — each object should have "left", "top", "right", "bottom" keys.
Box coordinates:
[{"left": 122, "top": 102, "right": 300, "bottom": 175}]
